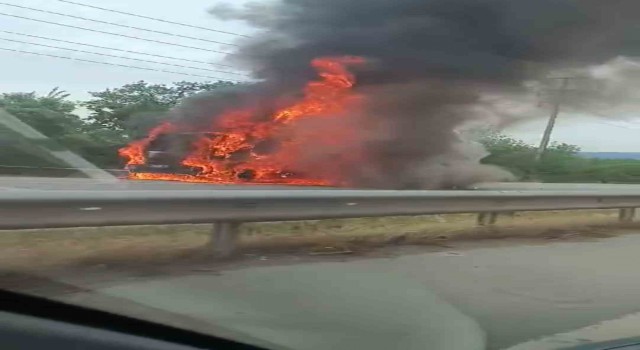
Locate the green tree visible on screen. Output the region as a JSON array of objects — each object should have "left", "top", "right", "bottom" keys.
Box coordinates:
[
  {"left": 84, "top": 80, "right": 236, "bottom": 135},
  {"left": 479, "top": 132, "right": 640, "bottom": 184},
  {"left": 0, "top": 88, "right": 82, "bottom": 138},
  {"left": 480, "top": 134, "right": 537, "bottom": 179},
  {"left": 0, "top": 88, "right": 125, "bottom": 171},
  {"left": 480, "top": 133, "right": 587, "bottom": 181}
]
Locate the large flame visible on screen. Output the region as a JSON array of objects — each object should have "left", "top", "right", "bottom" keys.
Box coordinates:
[
  {"left": 119, "top": 56, "right": 364, "bottom": 186},
  {"left": 119, "top": 121, "right": 176, "bottom": 166}
]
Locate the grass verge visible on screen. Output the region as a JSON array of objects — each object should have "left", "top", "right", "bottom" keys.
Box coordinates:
[{"left": 0, "top": 209, "right": 636, "bottom": 271}]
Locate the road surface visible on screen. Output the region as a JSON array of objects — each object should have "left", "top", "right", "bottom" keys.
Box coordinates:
[
  {"left": 5, "top": 176, "right": 640, "bottom": 192},
  {"left": 22, "top": 233, "right": 639, "bottom": 349},
  {"left": 0, "top": 176, "right": 333, "bottom": 191}
]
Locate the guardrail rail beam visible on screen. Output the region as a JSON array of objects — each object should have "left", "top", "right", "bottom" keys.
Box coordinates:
[{"left": 4, "top": 189, "right": 640, "bottom": 258}]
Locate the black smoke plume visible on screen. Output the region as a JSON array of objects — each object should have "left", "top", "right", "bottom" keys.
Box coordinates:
[{"left": 174, "top": 0, "right": 640, "bottom": 189}]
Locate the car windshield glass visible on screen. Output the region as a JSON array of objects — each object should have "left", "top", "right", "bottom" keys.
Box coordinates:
[{"left": 1, "top": 0, "right": 640, "bottom": 349}]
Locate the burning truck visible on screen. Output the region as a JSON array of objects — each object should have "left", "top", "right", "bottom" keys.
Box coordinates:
[
  {"left": 125, "top": 131, "right": 302, "bottom": 182},
  {"left": 119, "top": 57, "right": 364, "bottom": 186},
  {"left": 125, "top": 132, "right": 217, "bottom": 176}
]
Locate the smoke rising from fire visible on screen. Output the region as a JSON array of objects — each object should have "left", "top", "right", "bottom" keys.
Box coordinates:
[
  {"left": 136, "top": 0, "right": 640, "bottom": 189},
  {"left": 210, "top": 0, "right": 640, "bottom": 188}
]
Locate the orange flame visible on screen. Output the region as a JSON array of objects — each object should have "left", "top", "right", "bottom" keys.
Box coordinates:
[
  {"left": 274, "top": 56, "right": 364, "bottom": 123},
  {"left": 118, "top": 122, "right": 176, "bottom": 166},
  {"left": 119, "top": 56, "right": 364, "bottom": 186}
]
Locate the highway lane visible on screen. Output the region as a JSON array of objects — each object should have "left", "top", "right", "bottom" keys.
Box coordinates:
[
  {"left": 0, "top": 176, "right": 333, "bottom": 191},
  {"left": 47, "top": 233, "right": 640, "bottom": 350},
  {"left": 5, "top": 176, "right": 640, "bottom": 192},
  {"left": 58, "top": 265, "right": 485, "bottom": 350}
]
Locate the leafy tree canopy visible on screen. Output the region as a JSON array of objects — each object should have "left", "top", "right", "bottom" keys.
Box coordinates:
[{"left": 84, "top": 80, "right": 236, "bottom": 135}]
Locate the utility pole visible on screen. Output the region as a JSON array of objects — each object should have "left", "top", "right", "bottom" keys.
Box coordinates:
[
  {"left": 534, "top": 75, "right": 596, "bottom": 161},
  {"left": 535, "top": 74, "right": 593, "bottom": 161},
  {"left": 535, "top": 77, "right": 570, "bottom": 161}
]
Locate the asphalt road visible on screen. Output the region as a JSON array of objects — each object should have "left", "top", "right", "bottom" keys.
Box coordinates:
[
  {"left": 44, "top": 234, "right": 640, "bottom": 350},
  {"left": 0, "top": 176, "right": 331, "bottom": 191},
  {"left": 8, "top": 176, "right": 640, "bottom": 192}
]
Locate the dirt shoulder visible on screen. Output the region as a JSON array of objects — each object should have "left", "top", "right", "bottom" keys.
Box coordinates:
[
  {"left": 0, "top": 209, "right": 636, "bottom": 272},
  {"left": 1, "top": 209, "right": 639, "bottom": 297}
]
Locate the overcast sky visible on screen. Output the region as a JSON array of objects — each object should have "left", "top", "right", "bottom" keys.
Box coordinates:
[{"left": 0, "top": 0, "right": 638, "bottom": 152}]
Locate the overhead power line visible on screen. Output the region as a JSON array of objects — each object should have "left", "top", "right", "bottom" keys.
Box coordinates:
[
  {"left": 0, "top": 37, "right": 249, "bottom": 77},
  {"left": 0, "top": 12, "right": 237, "bottom": 55},
  {"left": 0, "top": 30, "right": 238, "bottom": 69},
  {"left": 56, "top": 0, "right": 252, "bottom": 38},
  {"left": 0, "top": 3, "right": 238, "bottom": 47},
  {"left": 0, "top": 46, "right": 246, "bottom": 81}
]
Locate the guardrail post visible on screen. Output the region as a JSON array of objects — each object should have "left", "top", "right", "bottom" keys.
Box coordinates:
[
  {"left": 618, "top": 208, "right": 636, "bottom": 223},
  {"left": 477, "top": 212, "right": 498, "bottom": 226},
  {"left": 211, "top": 222, "right": 241, "bottom": 258}
]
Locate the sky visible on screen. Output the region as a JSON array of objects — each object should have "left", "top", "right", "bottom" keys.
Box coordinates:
[{"left": 0, "top": 0, "right": 638, "bottom": 152}]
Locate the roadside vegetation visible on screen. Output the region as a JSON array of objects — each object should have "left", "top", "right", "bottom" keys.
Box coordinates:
[
  {"left": 481, "top": 133, "right": 640, "bottom": 184},
  {"left": 0, "top": 81, "right": 232, "bottom": 175},
  {"left": 2, "top": 80, "right": 639, "bottom": 183},
  {"left": 0, "top": 210, "right": 635, "bottom": 272}
]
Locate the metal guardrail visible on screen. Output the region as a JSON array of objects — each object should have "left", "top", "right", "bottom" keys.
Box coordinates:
[
  {"left": 472, "top": 182, "right": 640, "bottom": 191},
  {"left": 1, "top": 189, "right": 640, "bottom": 257},
  {"left": 2, "top": 189, "right": 640, "bottom": 228}
]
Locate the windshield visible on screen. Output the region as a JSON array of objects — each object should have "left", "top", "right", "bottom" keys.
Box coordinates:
[{"left": 1, "top": 0, "right": 640, "bottom": 349}]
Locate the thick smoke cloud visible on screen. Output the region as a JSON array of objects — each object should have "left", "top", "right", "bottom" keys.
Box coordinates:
[
  {"left": 181, "top": 0, "right": 640, "bottom": 189},
  {"left": 214, "top": 0, "right": 639, "bottom": 82}
]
